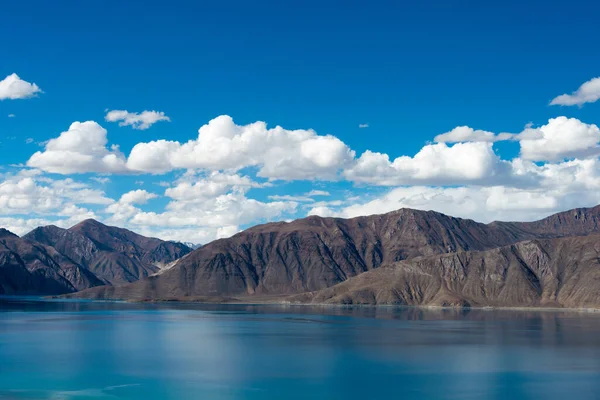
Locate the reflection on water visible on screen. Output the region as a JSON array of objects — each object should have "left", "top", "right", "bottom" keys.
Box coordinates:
[{"left": 1, "top": 297, "right": 600, "bottom": 399}]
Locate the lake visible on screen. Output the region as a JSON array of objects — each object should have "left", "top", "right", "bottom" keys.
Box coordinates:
[{"left": 1, "top": 298, "right": 600, "bottom": 399}]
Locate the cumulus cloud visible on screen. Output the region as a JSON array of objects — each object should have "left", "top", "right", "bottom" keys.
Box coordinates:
[
  {"left": 344, "top": 142, "right": 512, "bottom": 186},
  {"left": 305, "top": 190, "right": 330, "bottom": 196},
  {"left": 0, "top": 217, "right": 63, "bottom": 236},
  {"left": 433, "top": 118, "right": 600, "bottom": 162},
  {"left": 27, "top": 121, "right": 128, "bottom": 174},
  {"left": 119, "top": 189, "right": 157, "bottom": 205},
  {"left": 312, "top": 155, "right": 600, "bottom": 224},
  {"left": 519, "top": 117, "right": 600, "bottom": 161},
  {"left": 0, "top": 73, "right": 42, "bottom": 100},
  {"left": 98, "top": 171, "right": 295, "bottom": 242},
  {"left": 0, "top": 174, "right": 110, "bottom": 236},
  {"left": 550, "top": 77, "right": 600, "bottom": 106},
  {"left": 268, "top": 194, "right": 315, "bottom": 202},
  {"left": 12, "top": 111, "right": 600, "bottom": 243},
  {"left": 135, "top": 225, "right": 240, "bottom": 244},
  {"left": 165, "top": 171, "right": 262, "bottom": 202},
  {"left": 90, "top": 177, "right": 110, "bottom": 184},
  {"left": 105, "top": 190, "right": 157, "bottom": 224},
  {"left": 269, "top": 190, "right": 331, "bottom": 202},
  {"left": 127, "top": 115, "right": 356, "bottom": 179},
  {"left": 0, "top": 177, "right": 61, "bottom": 214},
  {"left": 434, "top": 126, "right": 515, "bottom": 143},
  {"left": 310, "top": 184, "right": 599, "bottom": 225},
  {"left": 105, "top": 109, "right": 171, "bottom": 130},
  {"left": 130, "top": 190, "right": 296, "bottom": 232},
  {"left": 307, "top": 206, "right": 337, "bottom": 218},
  {"left": 0, "top": 176, "right": 112, "bottom": 216}
]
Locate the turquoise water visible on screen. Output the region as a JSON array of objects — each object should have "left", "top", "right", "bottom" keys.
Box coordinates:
[{"left": 2, "top": 298, "right": 600, "bottom": 399}]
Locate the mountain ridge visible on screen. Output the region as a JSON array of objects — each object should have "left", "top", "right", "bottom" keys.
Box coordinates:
[
  {"left": 291, "top": 233, "right": 600, "bottom": 308},
  {"left": 0, "top": 220, "right": 192, "bottom": 295},
  {"left": 23, "top": 219, "right": 192, "bottom": 286},
  {"left": 66, "top": 204, "right": 600, "bottom": 307}
]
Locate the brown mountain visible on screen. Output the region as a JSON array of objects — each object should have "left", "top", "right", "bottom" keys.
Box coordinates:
[
  {"left": 24, "top": 219, "right": 191, "bottom": 285},
  {"left": 68, "top": 205, "right": 600, "bottom": 305},
  {"left": 0, "top": 228, "right": 102, "bottom": 295},
  {"left": 292, "top": 234, "right": 600, "bottom": 308}
]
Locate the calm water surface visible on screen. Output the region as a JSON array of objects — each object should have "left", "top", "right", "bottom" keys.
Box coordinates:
[{"left": 1, "top": 297, "right": 600, "bottom": 399}]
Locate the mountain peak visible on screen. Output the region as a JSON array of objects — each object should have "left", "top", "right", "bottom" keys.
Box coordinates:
[
  {"left": 70, "top": 218, "right": 106, "bottom": 230},
  {"left": 0, "top": 228, "right": 18, "bottom": 239}
]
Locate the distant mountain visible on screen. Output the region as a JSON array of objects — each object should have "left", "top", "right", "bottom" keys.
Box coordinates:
[
  {"left": 24, "top": 219, "right": 192, "bottom": 285},
  {"left": 0, "top": 220, "right": 192, "bottom": 295},
  {"left": 293, "top": 234, "right": 600, "bottom": 308},
  {"left": 0, "top": 228, "right": 102, "bottom": 295},
  {"left": 180, "top": 242, "right": 202, "bottom": 250},
  {"left": 68, "top": 205, "right": 600, "bottom": 307}
]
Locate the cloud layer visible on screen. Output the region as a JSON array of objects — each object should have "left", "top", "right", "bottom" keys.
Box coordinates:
[{"left": 4, "top": 105, "right": 600, "bottom": 243}]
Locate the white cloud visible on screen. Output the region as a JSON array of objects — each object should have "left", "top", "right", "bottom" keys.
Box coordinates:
[
  {"left": 105, "top": 109, "right": 171, "bottom": 130},
  {"left": 519, "top": 117, "right": 600, "bottom": 161},
  {"left": 0, "top": 177, "right": 61, "bottom": 214},
  {"left": 131, "top": 191, "right": 296, "bottom": 231},
  {"left": 310, "top": 184, "right": 599, "bottom": 225},
  {"left": 312, "top": 156, "right": 600, "bottom": 224},
  {"left": 27, "top": 121, "right": 128, "bottom": 174},
  {"left": 127, "top": 115, "right": 356, "bottom": 179},
  {"left": 58, "top": 204, "right": 98, "bottom": 221},
  {"left": 305, "top": 190, "right": 330, "bottom": 196},
  {"left": 0, "top": 175, "right": 111, "bottom": 225},
  {"left": 359, "top": 123, "right": 369, "bottom": 128},
  {"left": 119, "top": 189, "right": 157, "bottom": 205},
  {"left": 135, "top": 225, "right": 240, "bottom": 244},
  {"left": 165, "top": 171, "right": 261, "bottom": 202},
  {"left": 97, "top": 172, "right": 294, "bottom": 242},
  {"left": 47, "top": 178, "right": 114, "bottom": 205},
  {"left": 8, "top": 114, "right": 15, "bottom": 118},
  {"left": 90, "top": 177, "right": 110, "bottom": 184},
  {"left": 104, "top": 189, "right": 157, "bottom": 224},
  {"left": 268, "top": 194, "right": 314, "bottom": 202},
  {"left": 269, "top": 189, "right": 331, "bottom": 202},
  {"left": 344, "top": 142, "right": 512, "bottom": 186},
  {"left": 0, "top": 217, "right": 62, "bottom": 236},
  {"left": 550, "top": 77, "right": 600, "bottom": 106},
  {"left": 433, "top": 117, "right": 600, "bottom": 162},
  {"left": 307, "top": 206, "right": 337, "bottom": 218},
  {"left": 12, "top": 111, "right": 600, "bottom": 244},
  {"left": 434, "top": 126, "right": 515, "bottom": 143},
  {"left": 0, "top": 73, "right": 42, "bottom": 100}
]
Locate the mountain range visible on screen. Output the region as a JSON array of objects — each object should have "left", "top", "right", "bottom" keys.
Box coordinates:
[
  {"left": 61, "top": 205, "right": 600, "bottom": 308},
  {"left": 4, "top": 206, "right": 600, "bottom": 308},
  {"left": 0, "top": 220, "right": 191, "bottom": 295}
]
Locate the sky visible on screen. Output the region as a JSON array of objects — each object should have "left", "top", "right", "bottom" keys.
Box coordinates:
[{"left": 1, "top": 0, "right": 600, "bottom": 243}]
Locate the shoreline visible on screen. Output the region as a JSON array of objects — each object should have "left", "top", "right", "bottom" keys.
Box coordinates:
[
  {"left": 33, "top": 294, "right": 600, "bottom": 313},
  {"left": 127, "top": 297, "right": 600, "bottom": 313}
]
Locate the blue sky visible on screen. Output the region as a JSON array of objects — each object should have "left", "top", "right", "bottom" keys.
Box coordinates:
[{"left": 1, "top": 0, "right": 600, "bottom": 243}]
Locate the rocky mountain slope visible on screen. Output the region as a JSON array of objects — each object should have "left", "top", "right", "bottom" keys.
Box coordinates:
[
  {"left": 24, "top": 219, "right": 191, "bottom": 285},
  {"left": 292, "top": 234, "right": 600, "bottom": 308},
  {"left": 0, "top": 228, "right": 103, "bottom": 295},
  {"left": 68, "top": 205, "right": 600, "bottom": 305},
  {"left": 0, "top": 220, "right": 192, "bottom": 295}
]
